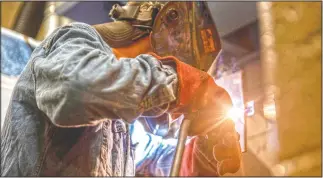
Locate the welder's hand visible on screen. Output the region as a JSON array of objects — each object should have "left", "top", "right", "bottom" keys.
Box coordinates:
[
  {"left": 146, "top": 52, "right": 233, "bottom": 136},
  {"left": 180, "top": 119, "right": 242, "bottom": 176},
  {"left": 185, "top": 77, "right": 233, "bottom": 136}
]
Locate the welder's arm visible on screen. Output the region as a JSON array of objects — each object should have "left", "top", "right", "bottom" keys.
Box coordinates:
[{"left": 32, "top": 23, "right": 178, "bottom": 127}]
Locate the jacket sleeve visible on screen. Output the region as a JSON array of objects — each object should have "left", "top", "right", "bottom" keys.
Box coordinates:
[{"left": 32, "top": 23, "right": 178, "bottom": 127}]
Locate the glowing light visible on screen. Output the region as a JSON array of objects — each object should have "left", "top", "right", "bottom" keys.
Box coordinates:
[
  {"left": 246, "top": 100, "right": 255, "bottom": 116},
  {"left": 263, "top": 103, "right": 276, "bottom": 119},
  {"left": 226, "top": 107, "right": 244, "bottom": 122}
]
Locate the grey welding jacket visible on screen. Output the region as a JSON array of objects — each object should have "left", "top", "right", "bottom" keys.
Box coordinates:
[{"left": 1, "top": 22, "right": 178, "bottom": 176}]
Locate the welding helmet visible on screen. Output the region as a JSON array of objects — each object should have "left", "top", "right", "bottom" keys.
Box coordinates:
[{"left": 94, "top": 1, "right": 222, "bottom": 72}]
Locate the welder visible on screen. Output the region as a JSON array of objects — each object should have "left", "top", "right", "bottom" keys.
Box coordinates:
[{"left": 1, "top": 2, "right": 241, "bottom": 176}]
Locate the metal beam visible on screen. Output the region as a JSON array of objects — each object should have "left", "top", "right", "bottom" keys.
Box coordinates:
[
  {"left": 222, "top": 40, "right": 250, "bottom": 56},
  {"left": 236, "top": 51, "right": 259, "bottom": 67}
]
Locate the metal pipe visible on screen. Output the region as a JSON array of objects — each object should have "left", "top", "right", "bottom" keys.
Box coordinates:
[{"left": 170, "top": 119, "right": 191, "bottom": 176}]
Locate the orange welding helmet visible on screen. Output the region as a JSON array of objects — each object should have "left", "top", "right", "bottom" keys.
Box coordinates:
[{"left": 94, "top": 1, "right": 222, "bottom": 72}]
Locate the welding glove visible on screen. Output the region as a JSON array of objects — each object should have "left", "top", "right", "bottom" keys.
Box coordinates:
[
  {"left": 180, "top": 119, "right": 242, "bottom": 176},
  {"left": 147, "top": 52, "right": 233, "bottom": 136}
]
